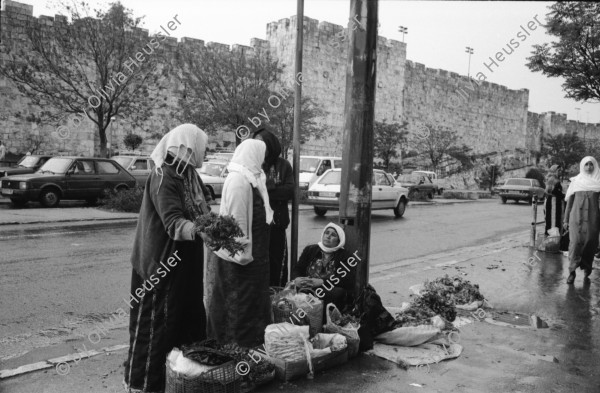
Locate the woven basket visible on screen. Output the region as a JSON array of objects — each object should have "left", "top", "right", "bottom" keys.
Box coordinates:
[{"left": 165, "top": 360, "right": 241, "bottom": 393}]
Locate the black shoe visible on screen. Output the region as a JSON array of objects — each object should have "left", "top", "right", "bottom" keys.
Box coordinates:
[
  {"left": 567, "top": 271, "right": 576, "bottom": 284},
  {"left": 584, "top": 269, "right": 592, "bottom": 279}
]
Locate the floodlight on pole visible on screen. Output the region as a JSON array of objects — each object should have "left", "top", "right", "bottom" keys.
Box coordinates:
[
  {"left": 398, "top": 26, "right": 407, "bottom": 42},
  {"left": 465, "top": 46, "right": 474, "bottom": 77},
  {"left": 575, "top": 107, "right": 581, "bottom": 122}
]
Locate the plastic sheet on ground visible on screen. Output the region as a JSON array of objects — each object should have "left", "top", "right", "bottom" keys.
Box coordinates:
[{"left": 367, "top": 342, "right": 463, "bottom": 367}]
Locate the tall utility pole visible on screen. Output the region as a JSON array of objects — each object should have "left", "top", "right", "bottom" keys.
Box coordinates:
[
  {"left": 398, "top": 26, "right": 407, "bottom": 42},
  {"left": 339, "top": 0, "right": 378, "bottom": 296},
  {"left": 290, "top": 0, "right": 304, "bottom": 278},
  {"left": 465, "top": 46, "right": 474, "bottom": 77}
]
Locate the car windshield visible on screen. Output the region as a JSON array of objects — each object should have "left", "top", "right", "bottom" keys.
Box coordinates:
[
  {"left": 112, "top": 157, "right": 134, "bottom": 168},
  {"left": 199, "top": 163, "right": 225, "bottom": 177},
  {"left": 300, "top": 157, "right": 320, "bottom": 173},
  {"left": 505, "top": 179, "right": 531, "bottom": 186},
  {"left": 39, "top": 158, "right": 72, "bottom": 174},
  {"left": 17, "top": 156, "right": 39, "bottom": 168},
  {"left": 318, "top": 170, "right": 341, "bottom": 185}
]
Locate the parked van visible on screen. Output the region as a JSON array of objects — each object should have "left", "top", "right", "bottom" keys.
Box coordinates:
[
  {"left": 411, "top": 170, "right": 446, "bottom": 195},
  {"left": 298, "top": 156, "right": 343, "bottom": 189}
]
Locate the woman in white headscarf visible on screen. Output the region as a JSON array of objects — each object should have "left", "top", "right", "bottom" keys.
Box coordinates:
[
  {"left": 125, "top": 124, "right": 211, "bottom": 393},
  {"left": 292, "top": 222, "right": 357, "bottom": 312},
  {"left": 206, "top": 139, "right": 273, "bottom": 348},
  {"left": 563, "top": 156, "right": 600, "bottom": 284}
]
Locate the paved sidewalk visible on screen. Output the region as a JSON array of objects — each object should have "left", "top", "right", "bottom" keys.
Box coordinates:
[{"left": 2, "top": 230, "right": 598, "bottom": 392}]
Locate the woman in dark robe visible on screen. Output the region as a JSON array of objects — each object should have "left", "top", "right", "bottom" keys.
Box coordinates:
[
  {"left": 563, "top": 156, "right": 600, "bottom": 284},
  {"left": 252, "top": 127, "right": 294, "bottom": 287},
  {"left": 124, "top": 124, "right": 210, "bottom": 393},
  {"left": 544, "top": 164, "right": 564, "bottom": 235},
  {"left": 292, "top": 223, "right": 357, "bottom": 312},
  {"left": 207, "top": 139, "right": 272, "bottom": 348}
]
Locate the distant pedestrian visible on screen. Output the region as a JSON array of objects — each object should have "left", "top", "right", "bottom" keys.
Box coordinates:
[
  {"left": 124, "top": 124, "right": 210, "bottom": 392},
  {"left": 563, "top": 157, "right": 600, "bottom": 284},
  {"left": 544, "top": 164, "right": 564, "bottom": 235},
  {"left": 0, "top": 141, "right": 6, "bottom": 162},
  {"left": 252, "top": 127, "right": 294, "bottom": 287}
]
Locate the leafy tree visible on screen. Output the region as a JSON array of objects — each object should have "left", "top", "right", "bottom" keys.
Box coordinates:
[
  {"left": 525, "top": 167, "right": 546, "bottom": 190},
  {"left": 479, "top": 164, "right": 504, "bottom": 191},
  {"left": 123, "top": 133, "right": 143, "bottom": 151},
  {"left": 0, "top": 1, "right": 170, "bottom": 158},
  {"left": 175, "top": 46, "right": 328, "bottom": 148},
  {"left": 526, "top": 2, "right": 600, "bottom": 103},
  {"left": 374, "top": 120, "right": 408, "bottom": 170},
  {"left": 412, "top": 124, "right": 470, "bottom": 174},
  {"left": 541, "top": 133, "right": 587, "bottom": 176}
]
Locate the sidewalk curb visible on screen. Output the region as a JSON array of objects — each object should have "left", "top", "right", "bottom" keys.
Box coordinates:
[
  {"left": 0, "top": 216, "right": 138, "bottom": 226},
  {"left": 0, "top": 344, "right": 129, "bottom": 379}
]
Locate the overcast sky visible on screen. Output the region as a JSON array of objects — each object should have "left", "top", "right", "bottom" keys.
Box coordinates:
[{"left": 15, "top": 0, "right": 600, "bottom": 124}]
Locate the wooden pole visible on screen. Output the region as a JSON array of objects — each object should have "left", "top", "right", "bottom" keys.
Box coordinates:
[
  {"left": 338, "top": 0, "right": 378, "bottom": 296},
  {"left": 530, "top": 195, "right": 538, "bottom": 247},
  {"left": 290, "top": 0, "right": 304, "bottom": 279}
]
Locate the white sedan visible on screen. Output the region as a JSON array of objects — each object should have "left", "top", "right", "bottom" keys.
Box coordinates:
[
  {"left": 196, "top": 161, "right": 228, "bottom": 198},
  {"left": 306, "top": 169, "right": 410, "bottom": 217}
]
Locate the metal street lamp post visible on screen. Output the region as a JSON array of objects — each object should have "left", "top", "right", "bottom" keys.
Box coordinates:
[
  {"left": 465, "top": 46, "right": 474, "bottom": 77},
  {"left": 398, "top": 26, "right": 407, "bottom": 42}
]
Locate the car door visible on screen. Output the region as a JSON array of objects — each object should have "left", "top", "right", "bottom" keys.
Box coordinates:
[
  {"left": 131, "top": 158, "right": 151, "bottom": 186},
  {"left": 97, "top": 160, "right": 125, "bottom": 191},
  {"left": 65, "top": 159, "right": 100, "bottom": 198},
  {"left": 373, "top": 172, "right": 396, "bottom": 208}
]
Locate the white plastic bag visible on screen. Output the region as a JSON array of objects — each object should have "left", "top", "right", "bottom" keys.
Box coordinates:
[
  {"left": 548, "top": 227, "right": 560, "bottom": 237},
  {"left": 166, "top": 348, "right": 215, "bottom": 377}
]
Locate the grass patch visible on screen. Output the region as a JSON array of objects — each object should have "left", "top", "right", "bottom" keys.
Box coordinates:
[{"left": 99, "top": 187, "right": 144, "bottom": 213}]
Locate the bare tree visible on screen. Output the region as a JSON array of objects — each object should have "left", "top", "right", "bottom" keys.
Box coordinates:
[
  {"left": 0, "top": 1, "right": 171, "bottom": 157},
  {"left": 374, "top": 119, "right": 408, "bottom": 170},
  {"left": 412, "top": 124, "right": 470, "bottom": 174}
]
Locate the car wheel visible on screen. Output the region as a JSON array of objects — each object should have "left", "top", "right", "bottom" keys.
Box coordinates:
[
  {"left": 393, "top": 199, "right": 406, "bottom": 218},
  {"left": 115, "top": 185, "right": 129, "bottom": 192},
  {"left": 438, "top": 188, "right": 443, "bottom": 196},
  {"left": 39, "top": 188, "right": 60, "bottom": 207},
  {"left": 10, "top": 198, "right": 27, "bottom": 208},
  {"left": 501, "top": 197, "right": 507, "bottom": 204},
  {"left": 86, "top": 197, "right": 98, "bottom": 206},
  {"left": 514, "top": 199, "right": 519, "bottom": 204},
  {"left": 427, "top": 192, "right": 434, "bottom": 199},
  {"left": 314, "top": 207, "right": 327, "bottom": 216},
  {"left": 527, "top": 197, "right": 533, "bottom": 205}
]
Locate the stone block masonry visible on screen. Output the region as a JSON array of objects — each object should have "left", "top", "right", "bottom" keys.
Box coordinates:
[{"left": 1, "top": 1, "right": 599, "bottom": 161}]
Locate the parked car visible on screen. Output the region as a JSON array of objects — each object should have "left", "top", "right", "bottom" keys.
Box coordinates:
[
  {"left": 298, "top": 156, "right": 343, "bottom": 190},
  {"left": 205, "top": 152, "right": 234, "bottom": 162},
  {"left": 0, "top": 156, "right": 136, "bottom": 207},
  {"left": 111, "top": 155, "right": 154, "bottom": 187},
  {"left": 396, "top": 173, "right": 437, "bottom": 199},
  {"left": 197, "top": 161, "right": 229, "bottom": 198},
  {"left": 497, "top": 178, "right": 545, "bottom": 204},
  {"left": 307, "top": 169, "right": 409, "bottom": 217},
  {"left": 0, "top": 155, "right": 53, "bottom": 178},
  {"left": 411, "top": 170, "right": 446, "bottom": 195}
]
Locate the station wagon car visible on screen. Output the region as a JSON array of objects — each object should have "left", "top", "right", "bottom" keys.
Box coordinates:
[
  {"left": 497, "top": 178, "right": 545, "bottom": 204},
  {"left": 307, "top": 169, "right": 409, "bottom": 217},
  {"left": 0, "top": 156, "right": 136, "bottom": 207}
]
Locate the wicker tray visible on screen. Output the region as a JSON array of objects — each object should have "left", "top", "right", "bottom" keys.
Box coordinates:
[
  {"left": 264, "top": 347, "right": 348, "bottom": 381},
  {"left": 165, "top": 360, "right": 241, "bottom": 393}
]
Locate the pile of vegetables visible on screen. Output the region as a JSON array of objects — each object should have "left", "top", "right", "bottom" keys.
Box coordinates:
[
  {"left": 392, "top": 275, "right": 485, "bottom": 328},
  {"left": 194, "top": 212, "right": 247, "bottom": 257},
  {"left": 423, "top": 275, "right": 484, "bottom": 306}
]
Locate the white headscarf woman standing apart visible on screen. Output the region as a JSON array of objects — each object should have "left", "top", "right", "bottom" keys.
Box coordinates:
[
  {"left": 126, "top": 124, "right": 211, "bottom": 393},
  {"left": 563, "top": 156, "right": 600, "bottom": 284},
  {"left": 207, "top": 138, "right": 273, "bottom": 348}
]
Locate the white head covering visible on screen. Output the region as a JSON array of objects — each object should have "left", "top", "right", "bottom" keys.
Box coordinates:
[
  {"left": 150, "top": 124, "right": 208, "bottom": 174},
  {"left": 565, "top": 156, "right": 600, "bottom": 200},
  {"left": 228, "top": 139, "right": 273, "bottom": 224},
  {"left": 318, "top": 222, "right": 346, "bottom": 253}
]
